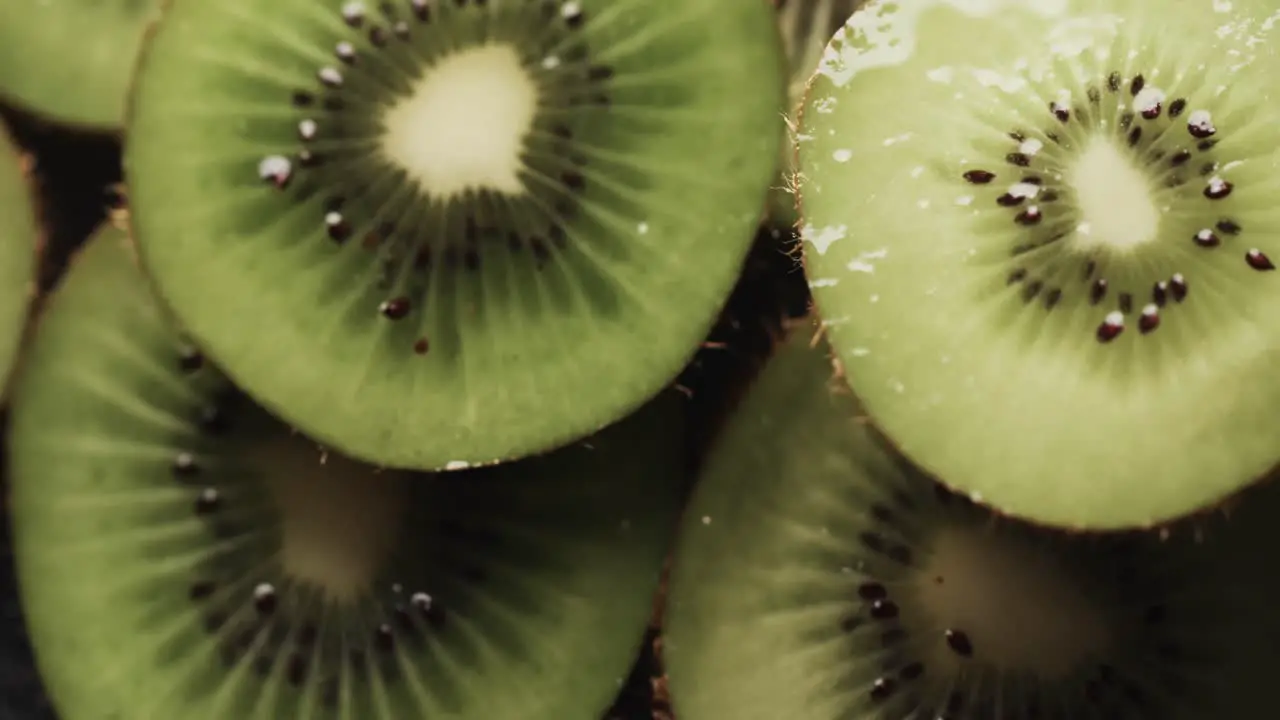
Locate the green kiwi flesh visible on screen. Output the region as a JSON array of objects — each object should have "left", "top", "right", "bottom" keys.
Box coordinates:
[
  {"left": 8, "top": 223, "right": 686, "bottom": 719},
  {"left": 0, "top": 124, "right": 37, "bottom": 399},
  {"left": 663, "top": 319, "right": 1280, "bottom": 720},
  {"left": 796, "top": 0, "right": 1280, "bottom": 529},
  {"left": 123, "top": 0, "right": 785, "bottom": 470},
  {"left": 0, "top": 0, "right": 162, "bottom": 131},
  {"left": 769, "top": 0, "right": 864, "bottom": 226}
]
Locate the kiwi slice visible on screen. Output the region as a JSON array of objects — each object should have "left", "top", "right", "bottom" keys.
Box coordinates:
[
  {"left": 0, "top": 124, "right": 37, "bottom": 399},
  {"left": 663, "top": 319, "right": 1280, "bottom": 719},
  {"left": 8, "top": 223, "right": 686, "bottom": 719},
  {"left": 0, "top": 1, "right": 162, "bottom": 131},
  {"left": 122, "top": 0, "right": 785, "bottom": 470},
  {"left": 770, "top": 0, "right": 864, "bottom": 225},
  {"left": 794, "top": 0, "right": 1280, "bottom": 528}
]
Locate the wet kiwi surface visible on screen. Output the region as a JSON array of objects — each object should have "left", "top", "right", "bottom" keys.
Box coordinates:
[
  {"left": 796, "top": 0, "right": 1280, "bottom": 528},
  {"left": 8, "top": 223, "right": 686, "bottom": 719},
  {"left": 663, "top": 319, "right": 1280, "bottom": 720},
  {"left": 0, "top": 0, "right": 162, "bottom": 131},
  {"left": 0, "top": 124, "right": 37, "bottom": 399},
  {"left": 123, "top": 0, "right": 786, "bottom": 470}
]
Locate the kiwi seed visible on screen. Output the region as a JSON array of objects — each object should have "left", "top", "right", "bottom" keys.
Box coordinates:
[
  {"left": 794, "top": 0, "right": 1280, "bottom": 528},
  {"left": 123, "top": 0, "right": 786, "bottom": 470},
  {"left": 9, "top": 224, "right": 686, "bottom": 719},
  {"left": 663, "top": 319, "right": 1280, "bottom": 720},
  {"left": 0, "top": 0, "right": 163, "bottom": 130},
  {"left": 0, "top": 122, "right": 38, "bottom": 400}
]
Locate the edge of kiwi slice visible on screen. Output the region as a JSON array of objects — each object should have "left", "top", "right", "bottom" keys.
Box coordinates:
[
  {"left": 769, "top": 0, "right": 864, "bottom": 226},
  {"left": 122, "top": 0, "right": 786, "bottom": 470},
  {"left": 0, "top": 121, "right": 39, "bottom": 400},
  {"left": 664, "top": 316, "right": 1280, "bottom": 719},
  {"left": 794, "top": 0, "right": 1280, "bottom": 529},
  {"left": 9, "top": 221, "right": 687, "bottom": 719},
  {"left": 0, "top": 0, "right": 164, "bottom": 131}
]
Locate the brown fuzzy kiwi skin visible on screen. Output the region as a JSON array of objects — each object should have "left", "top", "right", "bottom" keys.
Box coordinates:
[{"left": 0, "top": 137, "right": 48, "bottom": 402}]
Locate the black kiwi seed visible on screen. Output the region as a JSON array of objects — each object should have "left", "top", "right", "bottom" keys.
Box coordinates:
[
  {"left": 1246, "top": 249, "right": 1275, "bottom": 271},
  {"left": 1194, "top": 229, "right": 1220, "bottom": 248},
  {"left": 1096, "top": 311, "right": 1124, "bottom": 342},
  {"left": 945, "top": 629, "right": 974, "bottom": 658},
  {"left": 1217, "top": 219, "right": 1242, "bottom": 235},
  {"left": 378, "top": 296, "right": 411, "bottom": 319}
]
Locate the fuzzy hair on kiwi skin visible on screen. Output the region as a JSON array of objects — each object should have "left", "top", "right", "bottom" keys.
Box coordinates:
[
  {"left": 122, "top": 0, "right": 788, "bottom": 472},
  {"left": 768, "top": 0, "right": 866, "bottom": 227},
  {"left": 663, "top": 318, "right": 1280, "bottom": 720},
  {"left": 0, "top": 124, "right": 43, "bottom": 402}
]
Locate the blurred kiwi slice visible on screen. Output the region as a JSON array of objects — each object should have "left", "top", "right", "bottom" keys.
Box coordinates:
[
  {"left": 0, "top": 124, "right": 37, "bottom": 398},
  {"left": 9, "top": 223, "right": 686, "bottom": 719},
  {"left": 0, "top": 0, "right": 162, "bottom": 131},
  {"left": 795, "top": 0, "right": 1280, "bottom": 528},
  {"left": 123, "top": 0, "right": 785, "bottom": 470},
  {"left": 769, "top": 0, "right": 864, "bottom": 226},
  {"left": 663, "top": 319, "right": 1280, "bottom": 719}
]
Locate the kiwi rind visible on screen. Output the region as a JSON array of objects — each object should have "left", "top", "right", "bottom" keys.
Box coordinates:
[
  {"left": 0, "top": 123, "right": 38, "bottom": 400},
  {"left": 122, "top": 0, "right": 786, "bottom": 470},
  {"left": 769, "top": 0, "right": 864, "bottom": 227},
  {"left": 9, "top": 222, "right": 687, "bottom": 719},
  {"left": 794, "top": 0, "right": 1280, "bottom": 529},
  {"left": 663, "top": 318, "right": 1280, "bottom": 719},
  {"left": 0, "top": 0, "right": 163, "bottom": 131}
]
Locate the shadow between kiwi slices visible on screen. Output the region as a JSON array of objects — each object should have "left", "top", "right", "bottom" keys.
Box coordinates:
[
  {"left": 122, "top": 0, "right": 786, "bottom": 471},
  {"left": 7, "top": 222, "right": 687, "bottom": 719},
  {"left": 663, "top": 318, "right": 1280, "bottom": 720},
  {"left": 796, "top": 0, "right": 1280, "bottom": 529},
  {"left": 0, "top": 122, "right": 38, "bottom": 400}
]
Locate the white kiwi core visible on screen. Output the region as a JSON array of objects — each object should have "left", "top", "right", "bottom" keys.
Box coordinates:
[
  {"left": 381, "top": 43, "right": 539, "bottom": 199},
  {"left": 1067, "top": 138, "right": 1160, "bottom": 253},
  {"left": 914, "top": 523, "right": 1112, "bottom": 679},
  {"left": 259, "top": 440, "right": 409, "bottom": 603}
]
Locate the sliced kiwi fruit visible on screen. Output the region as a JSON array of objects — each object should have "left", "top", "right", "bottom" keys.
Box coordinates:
[
  {"left": 0, "top": 124, "right": 37, "bottom": 399},
  {"left": 770, "top": 0, "right": 864, "bottom": 226},
  {"left": 123, "top": 0, "right": 785, "bottom": 470},
  {"left": 0, "top": 0, "right": 162, "bottom": 131},
  {"left": 664, "top": 318, "right": 1280, "bottom": 719},
  {"left": 8, "top": 222, "right": 686, "bottom": 719},
  {"left": 795, "top": 0, "right": 1280, "bottom": 528}
]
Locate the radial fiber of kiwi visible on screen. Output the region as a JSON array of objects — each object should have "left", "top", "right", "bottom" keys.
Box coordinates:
[
  {"left": 122, "top": 0, "right": 785, "bottom": 470},
  {"left": 0, "top": 124, "right": 38, "bottom": 400},
  {"left": 8, "top": 223, "right": 687, "bottom": 720},
  {"left": 0, "top": 0, "right": 162, "bottom": 131},
  {"left": 795, "top": 0, "right": 1280, "bottom": 529},
  {"left": 663, "top": 319, "right": 1280, "bottom": 720},
  {"left": 769, "top": 0, "right": 865, "bottom": 226}
]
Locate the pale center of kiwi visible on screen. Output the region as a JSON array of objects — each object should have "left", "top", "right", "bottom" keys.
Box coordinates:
[
  {"left": 258, "top": 440, "right": 409, "bottom": 603},
  {"left": 915, "top": 523, "right": 1111, "bottom": 679},
  {"left": 380, "top": 43, "right": 539, "bottom": 199},
  {"left": 1066, "top": 138, "right": 1160, "bottom": 253}
]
